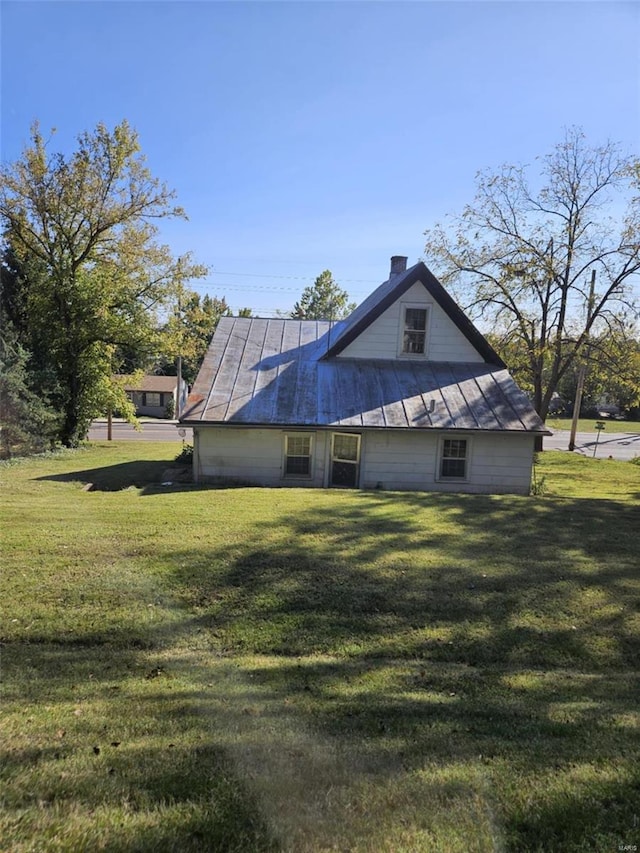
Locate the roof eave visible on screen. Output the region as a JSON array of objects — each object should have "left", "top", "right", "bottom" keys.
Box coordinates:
[{"left": 182, "top": 419, "right": 551, "bottom": 435}]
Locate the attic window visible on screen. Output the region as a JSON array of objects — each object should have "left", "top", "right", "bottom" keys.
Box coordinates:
[{"left": 401, "top": 306, "right": 428, "bottom": 355}]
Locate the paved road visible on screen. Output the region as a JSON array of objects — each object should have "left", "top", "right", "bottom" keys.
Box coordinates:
[
  {"left": 89, "top": 420, "right": 640, "bottom": 461},
  {"left": 544, "top": 429, "right": 640, "bottom": 461},
  {"left": 88, "top": 419, "right": 193, "bottom": 443}
]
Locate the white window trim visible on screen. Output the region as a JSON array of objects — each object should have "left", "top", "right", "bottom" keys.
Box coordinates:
[
  {"left": 331, "top": 432, "right": 361, "bottom": 463},
  {"left": 329, "top": 432, "right": 361, "bottom": 488},
  {"left": 397, "top": 302, "right": 431, "bottom": 359},
  {"left": 282, "top": 432, "right": 314, "bottom": 479},
  {"left": 436, "top": 435, "right": 471, "bottom": 482}
]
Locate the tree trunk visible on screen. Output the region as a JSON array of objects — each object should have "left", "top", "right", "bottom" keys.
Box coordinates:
[{"left": 60, "top": 372, "right": 83, "bottom": 447}]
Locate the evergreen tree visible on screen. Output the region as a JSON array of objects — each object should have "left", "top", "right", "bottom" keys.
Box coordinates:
[{"left": 291, "top": 270, "right": 355, "bottom": 320}]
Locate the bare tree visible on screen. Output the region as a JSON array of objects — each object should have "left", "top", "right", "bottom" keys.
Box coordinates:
[{"left": 424, "top": 129, "right": 640, "bottom": 421}]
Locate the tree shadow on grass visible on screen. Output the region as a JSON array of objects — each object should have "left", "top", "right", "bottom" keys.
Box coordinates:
[
  {"left": 6, "top": 488, "right": 639, "bottom": 851},
  {"left": 1, "top": 643, "right": 278, "bottom": 853},
  {"left": 147, "top": 489, "right": 640, "bottom": 848},
  {"left": 35, "top": 461, "right": 223, "bottom": 493},
  {"left": 161, "top": 491, "right": 640, "bottom": 667},
  {"left": 36, "top": 460, "right": 172, "bottom": 491},
  {"left": 35, "top": 461, "right": 231, "bottom": 493}
]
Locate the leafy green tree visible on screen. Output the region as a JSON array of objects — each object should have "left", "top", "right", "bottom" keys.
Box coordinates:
[
  {"left": 488, "top": 325, "right": 640, "bottom": 418},
  {"left": 158, "top": 291, "right": 234, "bottom": 385},
  {"left": 291, "top": 270, "right": 356, "bottom": 320},
  {"left": 0, "top": 121, "right": 205, "bottom": 446},
  {"left": 557, "top": 329, "right": 640, "bottom": 417},
  {"left": 424, "top": 129, "right": 640, "bottom": 421}
]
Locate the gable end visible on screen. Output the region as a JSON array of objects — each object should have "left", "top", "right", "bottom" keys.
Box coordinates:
[{"left": 322, "top": 262, "right": 506, "bottom": 367}]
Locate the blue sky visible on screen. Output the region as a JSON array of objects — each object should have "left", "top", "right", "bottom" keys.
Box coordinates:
[{"left": 2, "top": 0, "right": 639, "bottom": 316}]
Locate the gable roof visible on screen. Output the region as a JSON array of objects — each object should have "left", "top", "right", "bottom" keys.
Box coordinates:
[
  {"left": 181, "top": 316, "right": 547, "bottom": 434},
  {"left": 115, "top": 374, "right": 178, "bottom": 393},
  {"left": 323, "top": 261, "right": 506, "bottom": 366}
]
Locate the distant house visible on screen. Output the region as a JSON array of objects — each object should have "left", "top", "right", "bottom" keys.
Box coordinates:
[
  {"left": 180, "top": 257, "right": 549, "bottom": 494},
  {"left": 118, "top": 375, "right": 187, "bottom": 419}
]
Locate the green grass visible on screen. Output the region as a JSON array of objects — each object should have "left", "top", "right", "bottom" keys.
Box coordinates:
[
  {"left": 545, "top": 416, "right": 640, "bottom": 434},
  {"left": 1, "top": 443, "right": 639, "bottom": 851}
]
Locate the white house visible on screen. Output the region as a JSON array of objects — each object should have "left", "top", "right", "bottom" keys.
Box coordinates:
[{"left": 180, "top": 257, "right": 549, "bottom": 494}]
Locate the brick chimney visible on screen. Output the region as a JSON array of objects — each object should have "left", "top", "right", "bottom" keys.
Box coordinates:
[{"left": 390, "top": 256, "right": 408, "bottom": 277}]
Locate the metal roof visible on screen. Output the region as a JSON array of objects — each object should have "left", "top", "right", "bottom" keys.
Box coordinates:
[{"left": 181, "top": 317, "right": 548, "bottom": 434}]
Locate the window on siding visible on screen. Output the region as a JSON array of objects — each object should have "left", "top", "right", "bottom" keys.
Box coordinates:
[
  {"left": 440, "top": 438, "right": 468, "bottom": 479},
  {"left": 402, "top": 307, "right": 428, "bottom": 355},
  {"left": 144, "top": 392, "right": 161, "bottom": 407},
  {"left": 284, "top": 433, "right": 313, "bottom": 477}
]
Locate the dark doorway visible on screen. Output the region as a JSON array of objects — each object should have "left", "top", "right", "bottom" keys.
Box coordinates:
[{"left": 330, "top": 433, "right": 360, "bottom": 488}]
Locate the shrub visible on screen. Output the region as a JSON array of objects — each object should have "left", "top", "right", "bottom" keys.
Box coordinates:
[{"left": 174, "top": 443, "right": 193, "bottom": 464}]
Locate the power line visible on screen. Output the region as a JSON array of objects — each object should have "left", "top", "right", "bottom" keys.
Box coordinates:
[
  {"left": 209, "top": 270, "right": 380, "bottom": 283},
  {"left": 185, "top": 280, "right": 370, "bottom": 296}
]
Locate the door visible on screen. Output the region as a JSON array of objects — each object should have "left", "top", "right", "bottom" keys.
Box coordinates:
[{"left": 330, "top": 433, "right": 361, "bottom": 488}]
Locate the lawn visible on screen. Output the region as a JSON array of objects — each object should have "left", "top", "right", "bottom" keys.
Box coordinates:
[
  {"left": 544, "top": 416, "right": 640, "bottom": 434},
  {"left": 1, "top": 443, "right": 639, "bottom": 852}
]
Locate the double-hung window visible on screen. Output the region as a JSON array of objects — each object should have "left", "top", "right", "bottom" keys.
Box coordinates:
[
  {"left": 284, "top": 433, "right": 313, "bottom": 477},
  {"left": 144, "top": 392, "right": 161, "bottom": 407},
  {"left": 401, "top": 305, "right": 428, "bottom": 355},
  {"left": 439, "top": 438, "right": 468, "bottom": 479}
]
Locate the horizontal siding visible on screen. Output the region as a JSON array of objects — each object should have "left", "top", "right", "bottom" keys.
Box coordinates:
[
  {"left": 362, "top": 431, "right": 436, "bottom": 490},
  {"left": 195, "top": 426, "right": 328, "bottom": 487},
  {"left": 195, "top": 426, "right": 535, "bottom": 494},
  {"left": 339, "top": 282, "right": 484, "bottom": 363},
  {"left": 361, "top": 430, "right": 534, "bottom": 494}
]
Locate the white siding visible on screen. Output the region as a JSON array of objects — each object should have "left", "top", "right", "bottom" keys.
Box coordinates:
[
  {"left": 194, "top": 426, "right": 328, "bottom": 487},
  {"left": 339, "top": 281, "right": 484, "bottom": 363},
  {"left": 194, "top": 425, "right": 535, "bottom": 495},
  {"left": 361, "top": 430, "right": 534, "bottom": 494}
]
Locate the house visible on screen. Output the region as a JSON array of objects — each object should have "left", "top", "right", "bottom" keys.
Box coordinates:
[
  {"left": 118, "top": 375, "right": 187, "bottom": 419},
  {"left": 180, "top": 257, "right": 549, "bottom": 494}
]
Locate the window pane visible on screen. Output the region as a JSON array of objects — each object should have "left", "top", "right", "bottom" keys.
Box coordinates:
[
  {"left": 287, "top": 436, "right": 311, "bottom": 456},
  {"left": 443, "top": 439, "right": 466, "bottom": 458},
  {"left": 286, "top": 456, "right": 310, "bottom": 476},
  {"left": 333, "top": 434, "right": 359, "bottom": 461},
  {"left": 441, "top": 458, "right": 466, "bottom": 478},
  {"left": 403, "top": 308, "right": 427, "bottom": 354},
  {"left": 145, "top": 392, "right": 161, "bottom": 406},
  {"left": 405, "top": 308, "right": 427, "bottom": 330},
  {"left": 285, "top": 434, "right": 312, "bottom": 477},
  {"left": 441, "top": 439, "right": 467, "bottom": 478},
  {"left": 403, "top": 331, "right": 426, "bottom": 354}
]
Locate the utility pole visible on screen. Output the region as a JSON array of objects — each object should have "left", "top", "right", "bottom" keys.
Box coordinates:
[
  {"left": 175, "top": 295, "right": 182, "bottom": 421},
  {"left": 176, "top": 355, "right": 182, "bottom": 420},
  {"left": 569, "top": 270, "right": 596, "bottom": 451}
]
